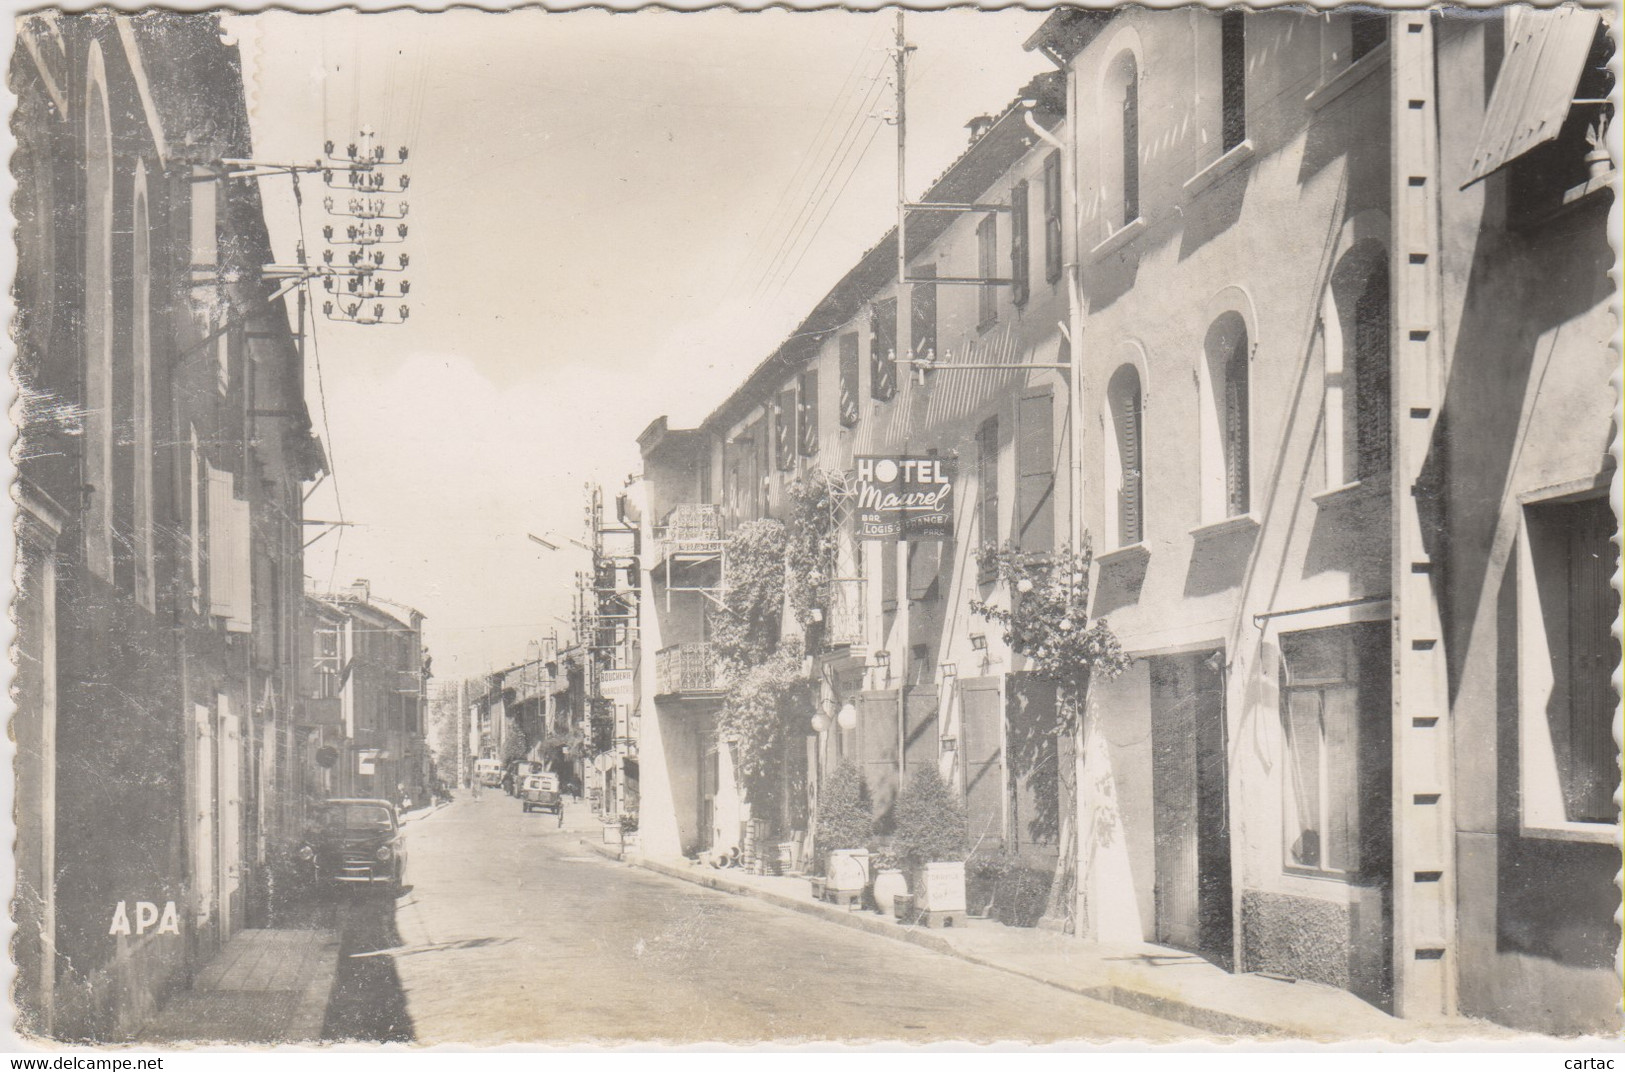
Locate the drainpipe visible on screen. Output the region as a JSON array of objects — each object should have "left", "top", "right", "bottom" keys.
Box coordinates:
[{"left": 1027, "top": 74, "right": 1090, "bottom": 938}]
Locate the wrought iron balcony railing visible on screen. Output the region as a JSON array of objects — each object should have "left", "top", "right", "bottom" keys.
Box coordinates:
[{"left": 655, "top": 642, "right": 721, "bottom": 696}]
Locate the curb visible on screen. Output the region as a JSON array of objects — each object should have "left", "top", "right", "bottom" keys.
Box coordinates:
[{"left": 597, "top": 843, "right": 1290, "bottom": 1038}]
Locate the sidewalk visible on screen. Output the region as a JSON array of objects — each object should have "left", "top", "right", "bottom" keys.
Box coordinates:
[
  {"left": 139, "top": 929, "right": 339, "bottom": 1045},
  {"left": 584, "top": 842, "right": 1525, "bottom": 1043}
]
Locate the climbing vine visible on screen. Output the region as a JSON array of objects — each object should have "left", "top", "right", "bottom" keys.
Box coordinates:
[
  {"left": 969, "top": 540, "right": 1128, "bottom": 930},
  {"left": 785, "top": 468, "right": 850, "bottom": 640},
  {"left": 709, "top": 518, "right": 787, "bottom": 672},
  {"left": 969, "top": 541, "right": 1128, "bottom": 724}
]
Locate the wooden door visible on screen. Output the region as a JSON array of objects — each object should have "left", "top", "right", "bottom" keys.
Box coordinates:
[
  {"left": 959, "top": 684, "right": 1004, "bottom": 849},
  {"left": 1151, "top": 652, "right": 1231, "bottom": 963}
]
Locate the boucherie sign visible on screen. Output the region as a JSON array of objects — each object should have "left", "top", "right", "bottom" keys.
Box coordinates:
[{"left": 855, "top": 456, "right": 956, "bottom": 541}]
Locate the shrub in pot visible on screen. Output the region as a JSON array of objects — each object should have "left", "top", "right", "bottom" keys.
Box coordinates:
[
  {"left": 892, "top": 766, "right": 968, "bottom": 914},
  {"left": 813, "top": 761, "right": 873, "bottom": 878}
]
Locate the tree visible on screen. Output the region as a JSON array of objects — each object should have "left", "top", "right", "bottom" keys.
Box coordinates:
[
  {"left": 892, "top": 765, "right": 969, "bottom": 869},
  {"left": 813, "top": 762, "right": 873, "bottom": 874}
]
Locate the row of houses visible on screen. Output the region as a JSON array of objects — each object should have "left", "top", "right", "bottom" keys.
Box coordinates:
[
  {"left": 11, "top": 13, "right": 326, "bottom": 1040},
  {"left": 11, "top": 13, "right": 434, "bottom": 1041},
  {"left": 626, "top": 7, "right": 1619, "bottom": 1034}
]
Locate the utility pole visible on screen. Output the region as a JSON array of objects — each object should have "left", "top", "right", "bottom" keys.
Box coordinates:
[{"left": 891, "top": 10, "right": 913, "bottom": 786}]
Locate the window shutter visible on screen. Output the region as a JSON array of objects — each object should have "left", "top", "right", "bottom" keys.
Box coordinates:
[
  {"left": 907, "top": 540, "right": 942, "bottom": 601},
  {"left": 838, "top": 334, "right": 860, "bottom": 427},
  {"left": 978, "top": 417, "right": 1000, "bottom": 546},
  {"left": 1011, "top": 181, "right": 1029, "bottom": 307},
  {"left": 227, "top": 496, "right": 252, "bottom": 633},
  {"left": 977, "top": 215, "right": 998, "bottom": 327},
  {"left": 798, "top": 369, "right": 819, "bottom": 456},
  {"left": 870, "top": 300, "right": 897, "bottom": 401},
  {"left": 1043, "top": 153, "right": 1063, "bottom": 284},
  {"left": 775, "top": 390, "right": 796, "bottom": 470},
  {"left": 206, "top": 463, "right": 233, "bottom": 619},
  {"left": 1354, "top": 263, "right": 1390, "bottom": 479},
  {"left": 1221, "top": 11, "right": 1247, "bottom": 152},
  {"left": 1123, "top": 76, "right": 1140, "bottom": 226},
  {"left": 1017, "top": 394, "right": 1055, "bottom": 554},
  {"left": 1119, "top": 387, "right": 1143, "bottom": 546},
  {"left": 1224, "top": 341, "right": 1250, "bottom": 516},
  {"left": 912, "top": 266, "right": 938, "bottom": 360}
]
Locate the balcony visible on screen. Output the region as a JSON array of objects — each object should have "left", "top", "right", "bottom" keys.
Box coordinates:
[
  {"left": 655, "top": 504, "right": 724, "bottom": 562},
  {"left": 825, "top": 578, "right": 865, "bottom": 648},
  {"left": 655, "top": 642, "right": 721, "bottom": 697}
]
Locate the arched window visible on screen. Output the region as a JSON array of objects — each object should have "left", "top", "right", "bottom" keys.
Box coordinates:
[
  {"left": 1106, "top": 365, "right": 1144, "bottom": 547},
  {"left": 1202, "top": 312, "right": 1251, "bottom": 520},
  {"left": 1104, "top": 51, "right": 1141, "bottom": 230},
  {"left": 133, "top": 171, "right": 155, "bottom": 610},
  {"left": 84, "top": 52, "right": 115, "bottom": 582},
  {"left": 1324, "top": 242, "right": 1390, "bottom": 488}
]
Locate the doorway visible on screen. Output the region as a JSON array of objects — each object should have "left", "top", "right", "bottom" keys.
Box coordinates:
[{"left": 1150, "top": 650, "right": 1232, "bottom": 967}]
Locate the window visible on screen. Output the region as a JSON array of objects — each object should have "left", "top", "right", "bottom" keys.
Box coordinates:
[
  {"left": 1010, "top": 181, "right": 1030, "bottom": 307},
  {"left": 775, "top": 390, "right": 796, "bottom": 471},
  {"left": 1507, "top": 16, "right": 1615, "bottom": 226},
  {"left": 1221, "top": 11, "right": 1247, "bottom": 152},
  {"left": 84, "top": 65, "right": 114, "bottom": 582},
  {"left": 1043, "top": 152, "right": 1063, "bottom": 284},
  {"left": 1103, "top": 51, "right": 1142, "bottom": 230},
  {"left": 977, "top": 416, "right": 999, "bottom": 548},
  {"left": 132, "top": 177, "right": 156, "bottom": 611},
  {"left": 838, "top": 334, "right": 860, "bottom": 427},
  {"left": 1106, "top": 365, "right": 1143, "bottom": 547},
  {"left": 870, "top": 299, "right": 897, "bottom": 401},
  {"left": 911, "top": 266, "right": 938, "bottom": 361},
  {"left": 1349, "top": 11, "right": 1387, "bottom": 62},
  {"left": 798, "top": 368, "right": 819, "bottom": 456},
  {"left": 1280, "top": 622, "right": 1391, "bottom": 878},
  {"left": 1016, "top": 392, "right": 1055, "bottom": 553},
  {"left": 1521, "top": 495, "right": 1620, "bottom": 829},
  {"left": 977, "top": 215, "right": 998, "bottom": 328},
  {"left": 1324, "top": 244, "right": 1390, "bottom": 489},
  {"left": 1202, "top": 312, "right": 1251, "bottom": 520},
  {"left": 206, "top": 464, "right": 252, "bottom": 633}
]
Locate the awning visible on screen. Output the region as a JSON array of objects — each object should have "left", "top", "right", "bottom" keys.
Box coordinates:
[{"left": 1463, "top": 6, "right": 1603, "bottom": 188}]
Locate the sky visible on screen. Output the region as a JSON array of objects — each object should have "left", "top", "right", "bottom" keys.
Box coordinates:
[{"left": 224, "top": 8, "right": 1052, "bottom": 679}]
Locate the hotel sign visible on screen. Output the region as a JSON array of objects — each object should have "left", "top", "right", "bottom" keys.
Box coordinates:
[{"left": 855, "top": 456, "right": 956, "bottom": 541}]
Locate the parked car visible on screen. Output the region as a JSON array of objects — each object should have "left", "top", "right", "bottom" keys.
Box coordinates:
[
  {"left": 295, "top": 798, "right": 407, "bottom": 892},
  {"left": 521, "top": 773, "right": 563, "bottom": 822}
]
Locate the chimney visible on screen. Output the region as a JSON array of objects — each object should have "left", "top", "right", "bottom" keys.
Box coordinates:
[
  {"left": 965, "top": 114, "right": 994, "bottom": 144},
  {"left": 347, "top": 578, "right": 371, "bottom": 603}
]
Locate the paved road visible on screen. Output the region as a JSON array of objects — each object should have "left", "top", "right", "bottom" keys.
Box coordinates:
[{"left": 321, "top": 793, "right": 1193, "bottom": 1045}]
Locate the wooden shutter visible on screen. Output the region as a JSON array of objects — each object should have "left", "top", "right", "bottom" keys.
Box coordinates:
[
  {"left": 775, "top": 390, "right": 796, "bottom": 470},
  {"left": 1017, "top": 393, "right": 1055, "bottom": 554},
  {"left": 798, "top": 369, "right": 819, "bottom": 456},
  {"left": 912, "top": 267, "right": 937, "bottom": 360},
  {"left": 838, "top": 334, "right": 860, "bottom": 427},
  {"left": 1117, "top": 383, "right": 1143, "bottom": 546},
  {"left": 1043, "top": 152, "right": 1063, "bottom": 284},
  {"left": 1010, "top": 181, "right": 1030, "bottom": 307},
  {"left": 1354, "top": 262, "right": 1391, "bottom": 479},
  {"left": 1224, "top": 340, "right": 1250, "bottom": 516},
  {"left": 227, "top": 496, "right": 252, "bottom": 633},
  {"left": 978, "top": 417, "right": 1000, "bottom": 546},
  {"left": 870, "top": 300, "right": 897, "bottom": 400},
  {"left": 1123, "top": 75, "right": 1140, "bottom": 226},
  {"left": 977, "top": 215, "right": 997, "bottom": 327},
  {"left": 206, "top": 463, "right": 234, "bottom": 619},
  {"left": 1222, "top": 11, "right": 1247, "bottom": 152},
  {"left": 1567, "top": 497, "right": 1620, "bottom": 823}
]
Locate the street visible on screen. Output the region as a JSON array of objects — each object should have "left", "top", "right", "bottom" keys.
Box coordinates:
[{"left": 317, "top": 794, "right": 1195, "bottom": 1044}]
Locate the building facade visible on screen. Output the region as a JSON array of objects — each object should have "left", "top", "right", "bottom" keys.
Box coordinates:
[
  {"left": 1028, "top": 4, "right": 1619, "bottom": 1030},
  {"left": 11, "top": 12, "right": 325, "bottom": 1039},
  {"left": 304, "top": 581, "right": 430, "bottom": 806}
]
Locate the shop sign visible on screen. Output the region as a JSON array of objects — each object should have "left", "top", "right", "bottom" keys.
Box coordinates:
[{"left": 855, "top": 455, "right": 956, "bottom": 541}]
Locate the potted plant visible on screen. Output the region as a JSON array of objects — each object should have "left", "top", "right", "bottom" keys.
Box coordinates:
[
  {"left": 619, "top": 811, "right": 640, "bottom": 851},
  {"left": 813, "top": 761, "right": 873, "bottom": 899},
  {"left": 892, "top": 766, "right": 969, "bottom": 922},
  {"left": 869, "top": 847, "right": 910, "bottom": 918}
]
